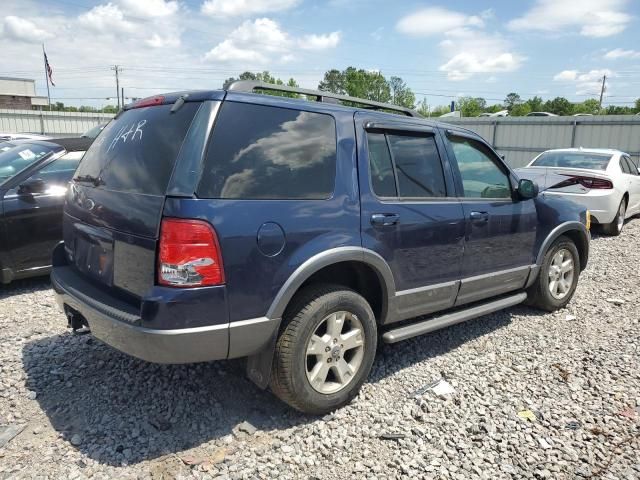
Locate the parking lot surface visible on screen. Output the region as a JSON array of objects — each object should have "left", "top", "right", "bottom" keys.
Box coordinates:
[{"left": 1, "top": 223, "right": 639, "bottom": 480}]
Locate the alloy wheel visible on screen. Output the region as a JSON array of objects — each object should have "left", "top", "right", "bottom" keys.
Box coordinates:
[
  {"left": 548, "top": 248, "right": 575, "bottom": 300},
  {"left": 305, "top": 311, "right": 365, "bottom": 394}
]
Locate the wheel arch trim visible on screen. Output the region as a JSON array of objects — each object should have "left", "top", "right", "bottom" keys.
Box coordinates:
[
  {"left": 266, "top": 246, "right": 396, "bottom": 321},
  {"left": 536, "top": 221, "right": 589, "bottom": 270}
]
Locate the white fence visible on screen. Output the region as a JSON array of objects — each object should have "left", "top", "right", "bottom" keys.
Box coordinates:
[
  {"left": 0, "top": 109, "right": 115, "bottom": 136},
  {"left": 441, "top": 115, "right": 640, "bottom": 168}
]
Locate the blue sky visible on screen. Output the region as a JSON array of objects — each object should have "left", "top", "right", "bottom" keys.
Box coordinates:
[{"left": 1, "top": 0, "right": 639, "bottom": 109}]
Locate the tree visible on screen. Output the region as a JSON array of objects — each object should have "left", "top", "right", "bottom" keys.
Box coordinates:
[
  {"left": 457, "top": 96, "right": 485, "bottom": 117},
  {"left": 415, "top": 98, "right": 429, "bottom": 117},
  {"left": 504, "top": 92, "right": 521, "bottom": 111},
  {"left": 484, "top": 104, "right": 504, "bottom": 114},
  {"left": 102, "top": 105, "right": 119, "bottom": 113},
  {"left": 430, "top": 105, "right": 452, "bottom": 117},
  {"left": 525, "top": 96, "right": 544, "bottom": 112},
  {"left": 635, "top": 98, "right": 640, "bottom": 113},
  {"left": 222, "top": 71, "right": 299, "bottom": 97},
  {"left": 544, "top": 97, "right": 572, "bottom": 116},
  {"left": 318, "top": 69, "right": 346, "bottom": 94},
  {"left": 510, "top": 103, "right": 532, "bottom": 116},
  {"left": 388, "top": 76, "right": 416, "bottom": 109},
  {"left": 573, "top": 98, "right": 601, "bottom": 115}
]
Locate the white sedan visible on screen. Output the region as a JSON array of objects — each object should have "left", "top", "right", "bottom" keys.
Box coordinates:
[{"left": 516, "top": 148, "right": 640, "bottom": 236}]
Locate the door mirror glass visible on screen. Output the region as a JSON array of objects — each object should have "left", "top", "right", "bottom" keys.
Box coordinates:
[
  {"left": 518, "top": 178, "right": 538, "bottom": 199},
  {"left": 18, "top": 177, "right": 47, "bottom": 195}
]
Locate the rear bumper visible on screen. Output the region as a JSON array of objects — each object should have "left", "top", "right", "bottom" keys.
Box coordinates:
[{"left": 51, "top": 260, "right": 279, "bottom": 364}]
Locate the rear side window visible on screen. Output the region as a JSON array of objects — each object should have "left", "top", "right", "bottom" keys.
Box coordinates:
[
  {"left": 388, "top": 134, "right": 446, "bottom": 198},
  {"left": 75, "top": 102, "right": 200, "bottom": 195},
  {"left": 197, "top": 102, "right": 336, "bottom": 200},
  {"left": 366, "top": 131, "right": 447, "bottom": 198},
  {"left": 621, "top": 156, "right": 637, "bottom": 175},
  {"left": 0, "top": 143, "right": 58, "bottom": 183}
]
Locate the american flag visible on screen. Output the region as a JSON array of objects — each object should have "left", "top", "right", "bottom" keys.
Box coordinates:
[{"left": 44, "top": 50, "right": 55, "bottom": 87}]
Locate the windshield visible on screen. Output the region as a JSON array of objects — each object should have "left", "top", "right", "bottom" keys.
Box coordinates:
[
  {"left": 531, "top": 152, "right": 612, "bottom": 170},
  {"left": 0, "top": 143, "right": 59, "bottom": 183}
]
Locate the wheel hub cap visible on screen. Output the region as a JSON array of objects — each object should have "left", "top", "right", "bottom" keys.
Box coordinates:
[
  {"left": 305, "top": 311, "right": 365, "bottom": 395},
  {"left": 548, "top": 248, "right": 575, "bottom": 300}
]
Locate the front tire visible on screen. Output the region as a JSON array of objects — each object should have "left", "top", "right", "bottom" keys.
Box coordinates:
[
  {"left": 527, "top": 235, "right": 580, "bottom": 312},
  {"left": 602, "top": 198, "right": 626, "bottom": 236},
  {"left": 270, "top": 284, "right": 377, "bottom": 415}
]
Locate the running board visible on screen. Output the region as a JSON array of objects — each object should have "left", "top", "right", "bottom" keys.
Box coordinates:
[{"left": 382, "top": 292, "right": 527, "bottom": 344}]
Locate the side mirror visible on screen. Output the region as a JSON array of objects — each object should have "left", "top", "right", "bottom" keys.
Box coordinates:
[
  {"left": 517, "top": 178, "right": 539, "bottom": 199},
  {"left": 18, "top": 178, "right": 47, "bottom": 195}
]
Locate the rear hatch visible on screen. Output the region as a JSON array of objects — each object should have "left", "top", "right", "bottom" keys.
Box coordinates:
[{"left": 63, "top": 98, "right": 203, "bottom": 297}]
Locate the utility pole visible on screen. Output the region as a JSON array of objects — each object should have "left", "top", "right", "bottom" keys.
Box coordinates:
[
  {"left": 111, "top": 65, "right": 122, "bottom": 109},
  {"left": 598, "top": 75, "right": 607, "bottom": 110},
  {"left": 121, "top": 87, "right": 124, "bottom": 107}
]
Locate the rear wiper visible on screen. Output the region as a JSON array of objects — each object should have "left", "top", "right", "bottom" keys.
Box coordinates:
[{"left": 73, "top": 174, "right": 103, "bottom": 186}]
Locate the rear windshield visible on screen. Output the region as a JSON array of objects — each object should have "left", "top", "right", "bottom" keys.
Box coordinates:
[
  {"left": 0, "top": 143, "right": 59, "bottom": 183},
  {"left": 531, "top": 152, "right": 612, "bottom": 170},
  {"left": 74, "top": 102, "right": 199, "bottom": 195}
]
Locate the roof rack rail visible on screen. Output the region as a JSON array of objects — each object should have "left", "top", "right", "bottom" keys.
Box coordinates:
[{"left": 227, "top": 80, "right": 421, "bottom": 118}]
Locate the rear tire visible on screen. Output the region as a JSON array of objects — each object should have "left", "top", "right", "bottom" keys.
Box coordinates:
[
  {"left": 270, "top": 284, "right": 377, "bottom": 415},
  {"left": 527, "top": 235, "right": 580, "bottom": 312},
  {"left": 602, "top": 198, "right": 626, "bottom": 236}
]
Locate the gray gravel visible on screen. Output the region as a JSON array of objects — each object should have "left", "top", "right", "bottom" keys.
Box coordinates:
[{"left": 1, "top": 221, "right": 639, "bottom": 480}]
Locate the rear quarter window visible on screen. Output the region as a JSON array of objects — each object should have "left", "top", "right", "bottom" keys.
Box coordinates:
[
  {"left": 197, "top": 102, "right": 337, "bottom": 200},
  {"left": 75, "top": 102, "right": 200, "bottom": 195}
]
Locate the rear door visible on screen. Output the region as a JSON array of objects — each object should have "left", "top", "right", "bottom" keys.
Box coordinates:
[
  {"left": 620, "top": 155, "right": 640, "bottom": 214},
  {"left": 356, "top": 114, "right": 465, "bottom": 322},
  {"left": 63, "top": 99, "right": 208, "bottom": 297},
  {"left": 443, "top": 130, "right": 537, "bottom": 306}
]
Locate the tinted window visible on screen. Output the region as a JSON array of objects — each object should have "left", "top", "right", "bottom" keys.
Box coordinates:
[
  {"left": 449, "top": 136, "right": 511, "bottom": 199},
  {"left": 75, "top": 102, "right": 199, "bottom": 195},
  {"left": 387, "top": 134, "right": 446, "bottom": 198},
  {"left": 367, "top": 133, "right": 396, "bottom": 197},
  {"left": 198, "top": 102, "right": 336, "bottom": 199},
  {"left": 0, "top": 143, "right": 59, "bottom": 183},
  {"left": 621, "top": 156, "right": 637, "bottom": 175},
  {"left": 36, "top": 151, "right": 84, "bottom": 186},
  {"left": 531, "top": 152, "right": 612, "bottom": 170}
]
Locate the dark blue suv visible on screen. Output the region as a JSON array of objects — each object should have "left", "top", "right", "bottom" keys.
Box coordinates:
[{"left": 51, "top": 82, "right": 590, "bottom": 414}]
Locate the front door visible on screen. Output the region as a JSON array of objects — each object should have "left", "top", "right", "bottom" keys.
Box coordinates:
[
  {"left": 356, "top": 114, "right": 466, "bottom": 323},
  {"left": 443, "top": 131, "right": 538, "bottom": 306}
]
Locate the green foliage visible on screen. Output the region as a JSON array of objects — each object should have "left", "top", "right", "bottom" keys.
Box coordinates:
[
  {"left": 510, "top": 103, "right": 532, "bottom": 116},
  {"left": 484, "top": 104, "right": 504, "bottom": 114},
  {"left": 635, "top": 98, "right": 640, "bottom": 113},
  {"left": 544, "top": 97, "right": 573, "bottom": 116},
  {"left": 605, "top": 105, "right": 636, "bottom": 115},
  {"left": 415, "top": 98, "right": 430, "bottom": 117},
  {"left": 318, "top": 69, "right": 346, "bottom": 94},
  {"left": 388, "top": 76, "right": 416, "bottom": 109},
  {"left": 429, "top": 105, "right": 452, "bottom": 117},
  {"left": 525, "top": 96, "right": 544, "bottom": 112},
  {"left": 102, "top": 105, "right": 119, "bottom": 114},
  {"left": 222, "top": 71, "right": 299, "bottom": 98},
  {"left": 504, "top": 92, "right": 521, "bottom": 111},
  {"left": 457, "top": 96, "right": 484, "bottom": 117},
  {"left": 573, "top": 99, "right": 601, "bottom": 115}
]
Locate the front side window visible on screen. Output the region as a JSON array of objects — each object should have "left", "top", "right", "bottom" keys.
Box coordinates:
[
  {"left": 367, "top": 133, "right": 396, "bottom": 197},
  {"left": 198, "top": 102, "right": 337, "bottom": 200},
  {"left": 449, "top": 136, "right": 511, "bottom": 199},
  {"left": 0, "top": 143, "right": 58, "bottom": 184}
]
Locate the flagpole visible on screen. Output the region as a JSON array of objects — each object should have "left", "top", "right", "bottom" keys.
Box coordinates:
[{"left": 42, "top": 44, "right": 51, "bottom": 111}]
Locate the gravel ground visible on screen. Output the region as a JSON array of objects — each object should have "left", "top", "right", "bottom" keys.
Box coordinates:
[{"left": 1, "top": 221, "right": 639, "bottom": 480}]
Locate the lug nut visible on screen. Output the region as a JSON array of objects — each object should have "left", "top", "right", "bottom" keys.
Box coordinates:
[
  {"left": 325, "top": 346, "right": 330, "bottom": 352},
  {"left": 333, "top": 338, "right": 338, "bottom": 344},
  {"left": 327, "top": 358, "right": 332, "bottom": 363}
]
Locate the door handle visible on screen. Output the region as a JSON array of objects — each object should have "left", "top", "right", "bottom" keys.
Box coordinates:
[
  {"left": 371, "top": 213, "right": 400, "bottom": 226},
  {"left": 469, "top": 211, "right": 489, "bottom": 223}
]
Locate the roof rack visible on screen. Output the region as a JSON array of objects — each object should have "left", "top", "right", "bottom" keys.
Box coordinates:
[{"left": 227, "top": 80, "right": 421, "bottom": 118}]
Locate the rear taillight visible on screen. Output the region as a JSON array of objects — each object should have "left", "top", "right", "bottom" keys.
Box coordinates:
[
  {"left": 132, "top": 95, "right": 165, "bottom": 109},
  {"left": 158, "top": 218, "right": 224, "bottom": 287},
  {"left": 551, "top": 175, "right": 613, "bottom": 190}
]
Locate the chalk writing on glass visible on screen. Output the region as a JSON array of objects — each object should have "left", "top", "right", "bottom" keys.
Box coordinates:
[{"left": 106, "top": 120, "right": 147, "bottom": 152}]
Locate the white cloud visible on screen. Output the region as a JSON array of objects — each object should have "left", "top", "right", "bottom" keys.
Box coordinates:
[
  {"left": 2, "top": 15, "right": 53, "bottom": 43},
  {"left": 604, "top": 48, "right": 640, "bottom": 59},
  {"left": 554, "top": 69, "right": 613, "bottom": 95},
  {"left": 145, "top": 32, "right": 180, "bottom": 48},
  {"left": 298, "top": 31, "right": 340, "bottom": 50},
  {"left": 554, "top": 70, "right": 578, "bottom": 81},
  {"left": 508, "top": 0, "right": 631, "bottom": 37},
  {"left": 78, "top": 3, "right": 135, "bottom": 33},
  {"left": 119, "top": 0, "right": 179, "bottom": 17},
  {"left": 203, "top": 18, "right": 339, "bottom": 64},
  {"left": 396, "top": 7, "right": 484, "bottom": 36},
  {"left": 396, "top": 7, "right": 522, "bottom": 80},
  {"left": 201, "top": 0, "right": 299, "bottom": 17}
]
